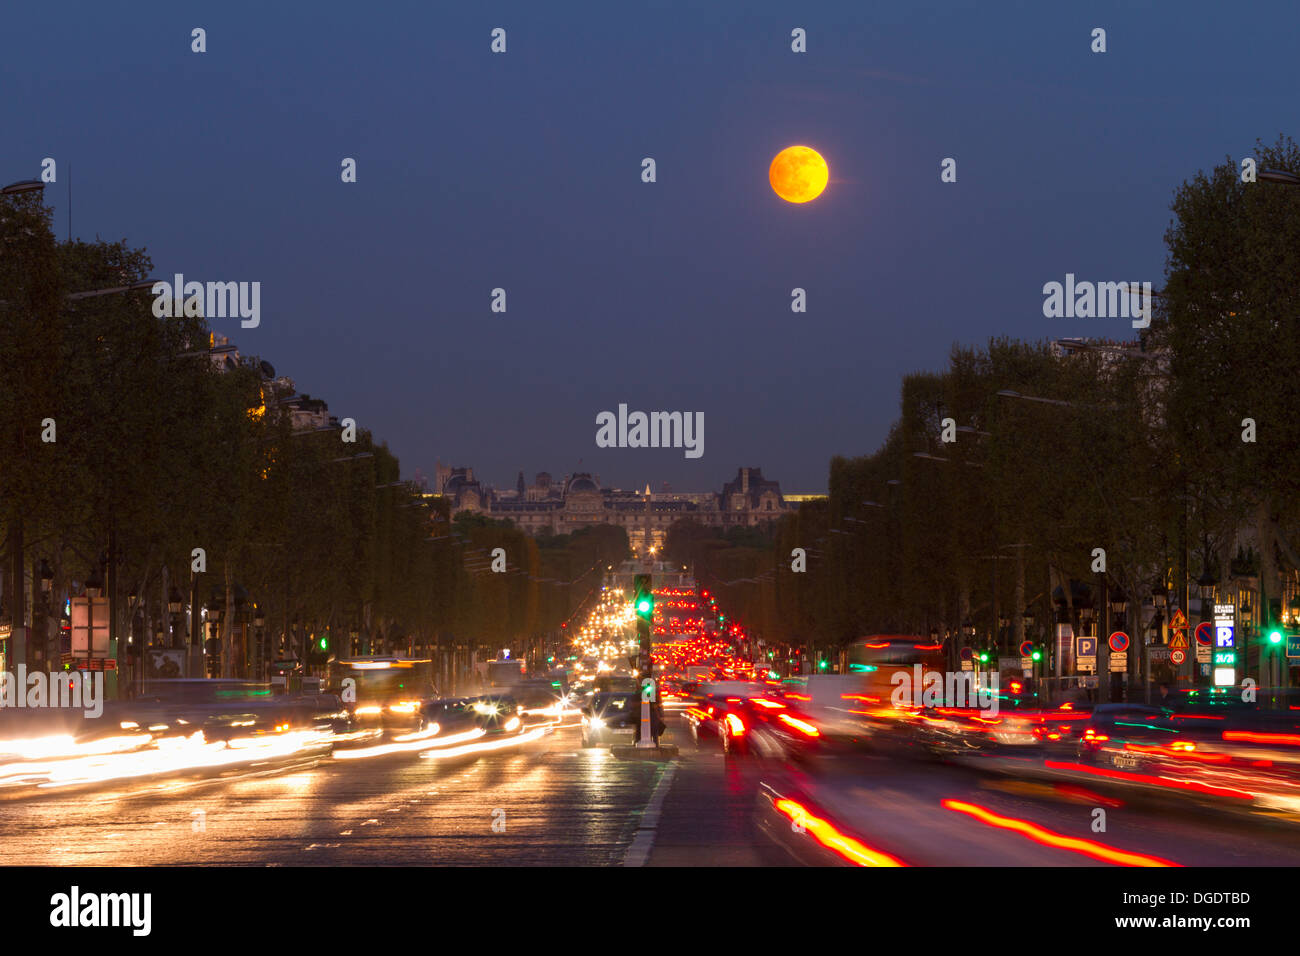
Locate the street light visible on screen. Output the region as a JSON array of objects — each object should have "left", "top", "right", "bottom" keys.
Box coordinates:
[
  {"left": 1198, "top": 572, "right": 1218, "bottom": 602},
  {"left": 1, "top": 179, "right": 43, "bottom": 195},
  {"left": 1260, "top": 168, "right": 1300, "bottom": 186}
]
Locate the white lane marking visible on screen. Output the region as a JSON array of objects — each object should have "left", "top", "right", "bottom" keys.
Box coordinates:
[{"left": 622, "top": 763, "right": 678, "bottom": 867}]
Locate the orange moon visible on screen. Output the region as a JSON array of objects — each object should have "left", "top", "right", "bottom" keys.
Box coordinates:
[{"left": 769, "top": 145, "right": 828, "bottom": 203}]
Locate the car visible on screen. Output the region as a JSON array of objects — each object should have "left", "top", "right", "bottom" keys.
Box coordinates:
[
  {"left": 465, "top": 695, "right": 525, "bottom": 735},
  {"left": 421, "top": 697, "right": 481, "bottom": 736},
  {"left": 581, "top": 691, "right": 645, "bottom": 746},
  {"left": 682, "top": 683, "right": 823, "bottom": 758}
]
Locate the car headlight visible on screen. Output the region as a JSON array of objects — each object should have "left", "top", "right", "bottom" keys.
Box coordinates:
[
  {"left": 504, "top": 716, "right": 521, "bottom": 731},
  {"left": 589, "top": 717, "right": 606, "bottom": 730}
]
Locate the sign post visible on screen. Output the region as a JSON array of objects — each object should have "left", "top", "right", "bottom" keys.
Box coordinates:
[{"left": 1213, "top": 604, "right": 1236, "bottom": 688}]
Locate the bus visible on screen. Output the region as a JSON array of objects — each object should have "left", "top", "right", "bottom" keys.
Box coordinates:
[
  {"left": 327, "top": 656, "right": 437, "bottom": 727},
  {"left": 843, "top": 635, "right": 948, "bottom": 708}
]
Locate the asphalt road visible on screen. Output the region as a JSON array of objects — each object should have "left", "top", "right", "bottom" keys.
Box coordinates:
[{"left": 4, "top": 712, "right": 1300, "bottom": 867}]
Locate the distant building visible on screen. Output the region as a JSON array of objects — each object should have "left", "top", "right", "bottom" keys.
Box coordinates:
[{"left": 432, "top": 464, "right": 807, "bottom": 552}]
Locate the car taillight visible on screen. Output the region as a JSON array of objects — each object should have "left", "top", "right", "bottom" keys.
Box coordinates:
[
  {"left": 725, "top": 713, "right": 745, "bottom": 735},
  {"left": 1083, "top": 727, "right": 1109, "bottom": 742}
]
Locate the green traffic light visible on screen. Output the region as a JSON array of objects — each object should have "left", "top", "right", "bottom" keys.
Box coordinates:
[
  {"left": 818, "top": 659, "right": 828, "bottom": 670},
  {"left": 1269, "top": 630, "right": 1284, "bottom": 645},
  {"left": 318, "top": 636, "right": 327, "bottom": 650},
  {"left": 637, "top": 598, "right": 651, "bottom": 614},
  {"left": 1031, "top": 649, "right": 1042, "bottom": 661},
  {"left": 978, "top": 652, "right": 989, "bottom": 662}
]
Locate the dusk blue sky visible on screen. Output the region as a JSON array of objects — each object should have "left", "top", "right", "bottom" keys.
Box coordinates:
[{"left": 4, "top": 1, "right": 1295, "bottom": 493}]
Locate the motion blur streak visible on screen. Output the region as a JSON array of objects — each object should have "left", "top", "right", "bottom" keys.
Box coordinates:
[
  {"left": 418, "top": 725, "right": 548, "bottom": 761},
  {"left": 777, "top": 714, "right": 820, "bottom": 737},
  {"left": 333, "top": 727, "right": 482, "bottom": 760},
  {"left": 774, "top": 799, "right": 906, "bottom": 867},
  {"left": 26, "top": 729, "right": 333, "bottom": 789},
  {"left": 941, "top": 799, "right": 1180, "bottom": 867},
  {"left": 1223, "top": 730, "right": 1300, "bottom": 746},
  {"left": 1044, "top": 760, "right": 1255, "bottom": 800}
]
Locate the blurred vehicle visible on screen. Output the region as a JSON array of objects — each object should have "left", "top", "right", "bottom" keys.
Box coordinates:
[
  {"left": 513, "top": 677, "right": 570, "bottom": 715},
  {"left": 327, "top": 657, "right": 436, "bottom": 732},
  {"left": 421, "top": 697, "right": 481, "bottom": 736},
  {"left": 581, "top": 692, "right": 642, "bottom": 746},
  {"left": 593, "top": 675, "right": 638, "bottom": 694},
  {"left": 682, "top": 682, "right": 823, "bottom": 758},
  {"left": 1073, "top": 692, "right": 1300, "bottom": 815},
  {"left": 486, "top": 654, "right": 527, "bottom": 690},
  {"left": 466, "top": 695, "right": 525, "bottom": 735}
]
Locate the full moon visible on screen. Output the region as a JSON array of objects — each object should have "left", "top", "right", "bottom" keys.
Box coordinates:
[{"left": 769, "top": 145, "right": 828, "bottom": 203}]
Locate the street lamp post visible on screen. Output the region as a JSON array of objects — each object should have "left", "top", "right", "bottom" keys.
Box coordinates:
[
  {"left": 1110, "top": 594, "right": 1128, "bottom": 702},
  {"left": 1197, "top": 572, "right": 1218, "bottom": 688}
]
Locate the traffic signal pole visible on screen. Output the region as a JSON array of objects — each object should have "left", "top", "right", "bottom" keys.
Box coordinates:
[{"left": 633, "top": 573, "right": 655, "bottom": 747}]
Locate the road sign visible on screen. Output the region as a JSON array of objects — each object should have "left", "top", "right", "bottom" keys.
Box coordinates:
[
  {"left": 1195, "top": 621, "right": 1213, "bottom": 663},
  {"left": 959, "top": 647, "right": 973, "bottom": 661},
  {"left": 1108, "top": 631, "right": 1129, "bottom": 654},
  {"left": 1169, "top": 629, "right": 1188, "bottom": 649},
  {"left": 1171, "top": 649, "right": 1186, "bottom": 665},
  {"left": 1020, "top": 656, "right": 1033, "bottom": 670},
  {"left": 1019, "top": 640, "right": 1034, "bottom": 658},
  {"left": 1076, "top": 636, "right": 1097, "bottom": 672},
  {"left": 1109, "top": 653, "right": 1128, "bottom": 673},
  {"left": 1288, "top": 634, "right": 1300, "bottom": 660},
  {"left": 1169, "top": 607, "right": 1188, "bottom": 631}
]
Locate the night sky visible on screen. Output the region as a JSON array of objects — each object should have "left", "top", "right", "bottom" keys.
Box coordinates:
[{"left": 5, "top": 0, "right": 1295, "bottom": 492}]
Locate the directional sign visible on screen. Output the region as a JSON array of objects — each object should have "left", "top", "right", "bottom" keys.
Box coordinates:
[
  {"left": 1288, "top": 634, "right": 1300, "bottom": 660},
  {"left": 1171, "top": 649, "right": 1187, "bottom": 665},
  {"left": 1108, "top": 631, "right": 1130, "bottom": 654}
]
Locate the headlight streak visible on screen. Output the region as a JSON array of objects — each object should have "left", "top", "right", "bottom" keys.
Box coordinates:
[
  {"left": 23, "top": 728, "right": 334, "bottom": 790},
  {"left": 332, "top": 726, "right": 483, "bottom": 760},
  {"left": 419, "top": 724, "right": 547, "bottom": 761}
]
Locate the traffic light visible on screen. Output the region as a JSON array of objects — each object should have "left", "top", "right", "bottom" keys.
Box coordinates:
[
  {"left": 818, "top": 658, "right": 829, "bottom": 671},
  {"left": 977, "top": 650, "right": 990, "bottom": 663},
  {"left": 1268, "top": 629, "right": 1284, "bottom": 646},
  {"left": 1031, "top": 647, "right": 1043, "bottom": 661}
]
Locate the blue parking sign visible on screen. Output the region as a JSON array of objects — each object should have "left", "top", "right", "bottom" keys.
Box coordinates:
[{"left": 1076, "top": 636, "right": 1097, "bottom": 658}]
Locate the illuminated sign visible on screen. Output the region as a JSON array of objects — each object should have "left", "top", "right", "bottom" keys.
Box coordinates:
[{"left": 1212, "top": 604, "right": 1236, "bottom": 685}]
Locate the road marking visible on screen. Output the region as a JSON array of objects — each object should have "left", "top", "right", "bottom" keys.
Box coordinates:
[{"left": 622, "top": 763, "right": 678, "bottom": 867}]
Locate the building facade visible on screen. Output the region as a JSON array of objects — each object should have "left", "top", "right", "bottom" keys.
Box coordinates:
[{"left": 433, "top": 465, "right": 805, "bottom": 552}]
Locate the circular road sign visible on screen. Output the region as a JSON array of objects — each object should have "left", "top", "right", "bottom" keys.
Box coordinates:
[
  {"left": 1195, "top": 621, "right": 1214, "bottom": 646},
  {"left": 1109, "top": 631, "right": 1130, "bottom": 653},
  {"left": 959, "top": 647, "right": 973, "bottom": 661},
  {"left": 1171, "top": 649, "right": 1187, "bottom": 665},
  {"left": 1018, "top": 640, "right": 1035, "bottom": 657}
]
